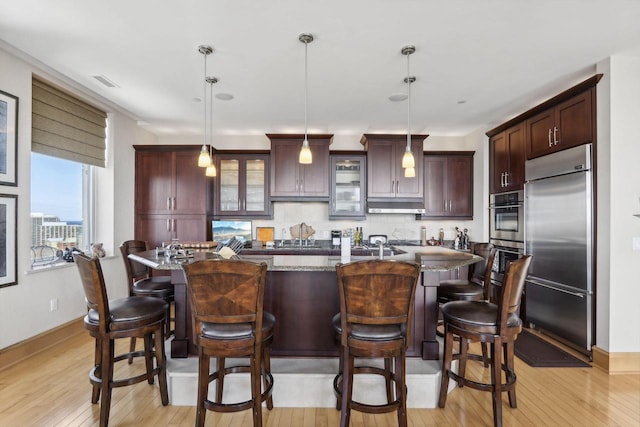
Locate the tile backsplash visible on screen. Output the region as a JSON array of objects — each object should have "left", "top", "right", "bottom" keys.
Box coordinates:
[{"left": 251, "top": 202, "right": 480, "bottom": 243}]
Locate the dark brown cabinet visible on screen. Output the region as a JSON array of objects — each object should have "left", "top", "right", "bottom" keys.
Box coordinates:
[
  {"left": 213, "top": 152, "right": 271, "bottom": 218},
  {"left": 422, "top": 152, "right": 474, "bottom": 219},
  {"left": 525, "top": 89, "right": 594, "bottom": 159},
  {"left": 489, "top": 123, "right": 525, "bottom": 193},
  {"left": 268, "top": 134, "right": 332, "bottom": 200},
  {"left": 134, "top": 146, "right": 209, "bottom": 248},
  {"left": 330, "top": 153, "right": 366, "bottom": 219},
  {"left": 361, "top": 134, "right": 426, "bottom": 200}
]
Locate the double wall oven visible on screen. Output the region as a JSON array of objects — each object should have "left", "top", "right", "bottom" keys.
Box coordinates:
[{"left": 489, "top": 190, "right": 524, "bottom": 292}]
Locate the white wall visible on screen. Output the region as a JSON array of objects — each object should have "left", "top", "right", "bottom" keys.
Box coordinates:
[
  {"left": 0, "top": 45, "right": 147, "bottom": 349},
  {"left": 596, "top": 56, "right": 640, "bottom": 353}
]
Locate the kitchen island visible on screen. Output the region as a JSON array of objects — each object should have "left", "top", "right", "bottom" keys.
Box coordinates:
[{"left": 129, "top": 246, "right": 481, "bottom": 360}]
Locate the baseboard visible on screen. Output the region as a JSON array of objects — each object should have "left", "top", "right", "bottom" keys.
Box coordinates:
[
  {"left": 592, "top": 346, "right": 640, "bottom": 374},
  {"left": 0, "top": 317, "right": 84, "bottom": 371}
]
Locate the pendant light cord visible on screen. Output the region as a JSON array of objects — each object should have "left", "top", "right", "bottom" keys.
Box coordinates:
[
  {"left": 304, "top": 39, "right": 309, "bottom": 142},
  {"left": 406, "top": 51, "right": 411, "bottom": 151},
  {"left": 203, "top": 53, "right": 208, "bottom": 148}
]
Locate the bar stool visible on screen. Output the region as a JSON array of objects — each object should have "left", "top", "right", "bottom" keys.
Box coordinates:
[
  {"left": 333, "top": 259, "right": 421, "bottom": 427},
  {"left": 438, "top": 242, "right": 497, "bottom": 364},
  {"left": 438, "top": 255, "right": 532, "bottom": 427},
  {"left": 75, "top": 253, "right": 169, "bottom": 427},
  {"left": 120, "top": 240, "right": 175, "bottom": 360},
  {"left": 182, "top": 258, "right": 275, "bottom": 427}
]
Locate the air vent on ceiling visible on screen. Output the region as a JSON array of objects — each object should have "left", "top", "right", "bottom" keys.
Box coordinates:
[{"left": 92, "top": 75, "right": 119, "bottom": 88}]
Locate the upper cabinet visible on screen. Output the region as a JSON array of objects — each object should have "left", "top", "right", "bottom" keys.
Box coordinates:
[
  {"left": 360, "top": 134, "right": 426, "bottom": 200},
  {"left": 268, "top": 134, "right": 332, "bottom": 200},
  {"left": 330, "top": 153, "right": 366, "bottom": 220},
  {"left": 213, "top": 152, "right": 271, "bottom": 218},
  {"left": 135, "top": 147, "right": 208, "bottom": 215},
  {"left": 421, "top": 152, "right": 474, "bottom": 219},
  {"left": 489, "top": 123, "right": 525, "bottom": 193},
  {"left": 525, "top": 89, "right": 595, "bottom": 159}
]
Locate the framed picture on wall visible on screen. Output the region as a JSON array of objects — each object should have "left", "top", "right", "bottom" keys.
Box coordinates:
[
  {"left": 0, "top": 194, "right": 17, "bottom": 288},
  {"left": 0, "top": 90, "right": 18, "bottom": 186}
]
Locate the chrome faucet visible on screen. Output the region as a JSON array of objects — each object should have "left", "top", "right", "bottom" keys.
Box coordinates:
[
  {"left": 378, "top": 240, "right": 384, "bottom": 260},
  {"left": 299, "top": 223, "right": 303, "bottom": 247}
]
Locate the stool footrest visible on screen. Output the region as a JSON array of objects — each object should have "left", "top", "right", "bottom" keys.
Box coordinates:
[
  {"left": 333, "top": 367, "right": 402, "bottom": 414},
  {"left": 204, "top": 365, "right": 274, "bottom": 413}
]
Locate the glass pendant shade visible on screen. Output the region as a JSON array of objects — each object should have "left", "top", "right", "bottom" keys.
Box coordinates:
[
  {"left": 205, "top": 163, "right": 217, "bottom": 177},
  {"left": 404, "top": 166, "right": 416, "bottom": 178},
  {"left": 402, "top": 147, "right": 415, "bottom": 168},
  {"left": 299, "top": 140, "right": 312, "bottom": 164},
  {"left": 198, "top": 144, "right": 211, "bottom": 167}
]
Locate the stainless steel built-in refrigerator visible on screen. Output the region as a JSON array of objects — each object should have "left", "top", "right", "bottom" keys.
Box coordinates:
[{"left": 524, "top": 144, "right": 594, "bottom": 355}]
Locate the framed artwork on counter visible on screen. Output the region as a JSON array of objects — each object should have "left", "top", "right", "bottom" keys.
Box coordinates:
[{"left": 0, "top": 90, "right": 18, "bottom": 186}]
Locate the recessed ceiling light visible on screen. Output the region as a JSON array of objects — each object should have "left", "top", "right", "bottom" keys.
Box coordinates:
[
  {"left": 193, "top": 97, "right": 202, "bottom": 102},
  {"left": 92, "top": 75, "right": 119, "bottom": 88},
  {"left": 216, "top": 93, "right": 234, "bottom": 101},
  {"left": 389, "top": 93, "right": 408, "bottom": 102},
  {"left": 457, "top": 100, "right": 467, "bottom": 104}
]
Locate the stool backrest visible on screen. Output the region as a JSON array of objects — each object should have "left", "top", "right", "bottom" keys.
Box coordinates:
[
  {"left": 498, "top": 255, "right": 532, "bottom": 333},
  {"left": 75, "top": 253, "right": 110, "bottom": 333},
  {"left": 120, "top": 240, "right": 151, "bottom": 295},
  {"left": 335, "top": 260, "right": 421, "bottom": 346},
  {"left": 182, "top": 259, "right": 268, "bottom": 336},
  {"left": 468, "top": 243, "right": 497, "bottom": 294}
]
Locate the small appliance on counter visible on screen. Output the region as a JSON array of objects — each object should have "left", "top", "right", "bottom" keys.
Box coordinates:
[{"left": 332, "top": 230, "right": 341, "bottom": 249}]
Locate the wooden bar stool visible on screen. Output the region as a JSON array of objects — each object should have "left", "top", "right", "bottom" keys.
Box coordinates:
[
  {"left": 182, "top": 258, "right": 275, "bottom": 427},
  {"left": 120, "top": 240, "right": 175, "bottom": 360},
  {"left": 333, "top": 259, "right": 421, "bottom": 427},
  {"left": 438, "top": 255, "right": 532, "bottom": 427},
  {"left": 75, "top": 253, "right": 169, "bottom": 427}
]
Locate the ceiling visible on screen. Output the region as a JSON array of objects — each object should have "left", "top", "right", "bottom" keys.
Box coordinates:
[{"left": 1, "top": 0, "right": 640, "bottom": 140}]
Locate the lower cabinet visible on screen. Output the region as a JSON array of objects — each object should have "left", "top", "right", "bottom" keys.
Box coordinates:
[
  {"left": 421, "top": 152, "right": 474, "bottom": 219},
  {"left": 135, "top": 214, "right": 206, "bottom": 249}
]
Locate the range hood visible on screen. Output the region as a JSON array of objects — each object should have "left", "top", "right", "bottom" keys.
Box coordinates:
[{"left": 367, "top": 201, "right": 426, "bottom": 214}]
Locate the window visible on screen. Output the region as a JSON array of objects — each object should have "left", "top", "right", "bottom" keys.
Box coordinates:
[
  {"left": 30, "top": 153, "right": 94, "bottom": 268},
  {"left": 30, "top": 77, "right": 106, "bottom": 269}
]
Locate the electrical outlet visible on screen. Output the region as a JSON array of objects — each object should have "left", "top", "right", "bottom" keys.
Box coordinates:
[
  {"left": 50, "top": 298, "right": 59, "bottom": 311},
  {"left": 633, "top": 237, "right": 640, "bottom": 251}
]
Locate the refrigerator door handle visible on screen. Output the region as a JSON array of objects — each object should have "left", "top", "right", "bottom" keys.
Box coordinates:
[{"left": 527, "top": 277, "right": 586, "bottom": 298}]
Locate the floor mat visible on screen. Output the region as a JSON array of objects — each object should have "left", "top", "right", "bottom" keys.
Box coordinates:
[{"left": 514, "top": 330, "right": 591, "bottom": 368}]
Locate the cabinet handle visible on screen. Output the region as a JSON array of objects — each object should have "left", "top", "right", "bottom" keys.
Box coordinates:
[
  {"left": 548, "top": 128, "right": 553, "bottom": 147},
  {"left": 504, "top": 172, "right": 509, "bottom": 187},
  {"left": 444, "top": 200, "right": 447, "bottom": 211},
  {"left": 396, "top": 180, "right": 399, "bottom": 194},
  {"left": 166, "top": 219, "right": 171, "bottom": 232},
  {"left": 500, "top": 172, "right": 504, "bottom": 187},
  {"left": 173, "top": 219, "right": 176, "bottom": 233},
  {"left": 449, "top": 200, "right": 453, "bottom": 212},
  {"left": 167, "top": 197, "right": 171, "bottom": 210},
  {"left": 553, "top": 126, "right": 559, "bottom": 145}
]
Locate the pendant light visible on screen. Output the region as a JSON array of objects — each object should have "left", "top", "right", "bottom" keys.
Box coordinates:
[
  {"left": 197, "top": 45, "right": 213, "bottom": 167},
  {"left": 205, "top": 76, "right": 218, "bottom": 177},
  {"left": 401, "top": 45, "right": 416, "bottom": 175},
  {"left": 298, "top": 33, "right": 314, "bottom": 164}
]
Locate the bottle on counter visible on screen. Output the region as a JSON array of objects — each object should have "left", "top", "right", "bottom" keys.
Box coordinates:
[
  {"left": 354, "top": 227, "right": 362, "bottom": 247},
  {"left": 420, "top": 226, "right": 427, "bottom": 246},
  {"left": 438, "top": 228, "right": 444, "bottom": 246}
]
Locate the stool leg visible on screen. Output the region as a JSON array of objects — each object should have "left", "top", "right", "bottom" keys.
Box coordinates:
[
  {"left": 340, "top": 347, "right": 353, "bottom": 427},
  {"left": 251, "top": 351, "right": 263, "bottom": 427},
  {"left": 128, "top": 337, "right": 136, "bottom": 364},
  {"left": 482, "top": 342, "right": 490, "bottom": 367},
  {"left": 144, "top": 334, "right": 155, "bottom": 385},
  {"left": 154, "top": 325, "right": 169, "bottom": 405},
  {"left": 491, "top": 339, "right": 503, "bottom": 427},
  {"left": 92, "top": 338, "right": 101, "bottom": 403},
  {"left": 384, "top": 357, "right": 393, "bottom": 404},
  {"left": 458, "top": 336, "right": 469, "bottom": 388},
  {"left": 262, "top": 344, "right": 274, "bottom": 410},
  {"left": 505, "top": 340, "right": 517, "bottom": 408},
  {"left": 216, "top": 357, "right": 225, "bottom": 404},
  {"left": 99, "top": 338, "right": 114, "bottom": 427},
  {"left": 196, "top": 352, "right": 210, "bottom": 427},
  {"left": 395, "top": 351, "right": 407, "bottom": 427},
  {"left": 336, "top": 342, "right": 343, "bottom": 410},
  {"left": 438, "top": 328, "right": 454, "bottom": 408}
]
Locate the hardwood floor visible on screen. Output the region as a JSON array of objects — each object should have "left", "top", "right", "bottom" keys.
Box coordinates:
[{"left": 1, "top": 330, "right": 638, "bottom": 426}]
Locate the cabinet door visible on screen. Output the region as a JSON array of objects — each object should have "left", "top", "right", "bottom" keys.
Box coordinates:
[
  {"left": 367, "top": 141, "right": 396, "bottom": 198},
  {"left": 505, "top": 124, "right": 525, "bottom": 191},
  {"left": 330, "top": 155, "right": 366, "bottom": 219},
  {"left": 174, "top": 151, "right": 207, "bottom": 213},
  {"left": 555, "top": 90, "right": 593, "bottom": 151},
  {"left": 136, "top": 151, "right": 173, "bottom": 213},
  {"left": 489, "top": 132, "right": 508, "bottom": 194},
  {"left": 270, "top": 139, "right": 300, "bottom": 197},
  {"left": 244, "top": 157, "right": 269, "bottom": 215},
  {"left": 172, "top": 215, "right": 207, "bottom": 242},
  {"left": 215, "top": 155, "right": 270, "bottom": 217},
  {"left": 136, "top": 214, "right": 173, "bottom": 249},
  {"left": 299, "top": 140, "right": 330, "bottom": 197},
  {"left": 394, "top": 141, "right": 424, "bottom": 199},
  {"left": 218, "top": 158, "right": 241, "bottom": 213},
  {"left": 525, "top": 108, "right": 555, "bottom": 160},
  {"left": 447, "top": 156, "right": 473, "bottom": 217},
  {"left": 423, "top": 156, "right": 447, "bottom": 216}
]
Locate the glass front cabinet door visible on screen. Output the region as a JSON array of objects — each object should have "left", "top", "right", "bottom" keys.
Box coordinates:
[
  {"left": 330, "top": 154, "right": 366, "bottom": 219},
  {"left": 214, "top": 153, "right": 271, "bottom": 218}
]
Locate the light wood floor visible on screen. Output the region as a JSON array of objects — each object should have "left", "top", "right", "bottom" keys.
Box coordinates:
[{"left": 1, "top": 330, "right": 638, "bottom": 427}]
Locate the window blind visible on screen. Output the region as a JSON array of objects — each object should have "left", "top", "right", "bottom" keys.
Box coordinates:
[{"left": 32, "top": 77, "right": 107, "bottom": 167}]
